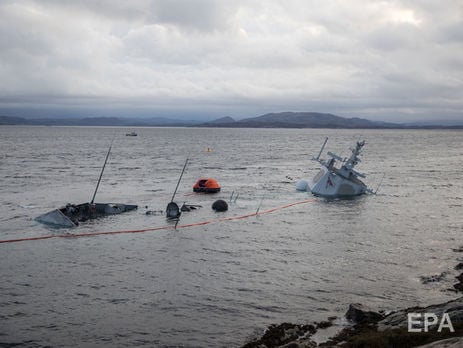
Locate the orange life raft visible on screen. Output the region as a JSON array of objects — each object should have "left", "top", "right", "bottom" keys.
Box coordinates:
[{"left": 193, "top": 178, "right": 221, "bottom": 193}]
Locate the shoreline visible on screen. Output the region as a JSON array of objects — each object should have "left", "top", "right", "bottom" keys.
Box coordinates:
[{"left": 241, "top": 248, "right": 463, "bottom": 348}]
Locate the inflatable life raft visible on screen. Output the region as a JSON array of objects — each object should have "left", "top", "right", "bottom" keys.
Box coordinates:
[{"left": 193, "top": 178, "right": 221, "bottom": 193}]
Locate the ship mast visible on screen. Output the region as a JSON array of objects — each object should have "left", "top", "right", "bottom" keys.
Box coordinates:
[
  {"left": 340, "top": 140, "right": 366, "bottom": 179},
  {"left": 344, "top": 140, "right": 365, "bottom": 170}
]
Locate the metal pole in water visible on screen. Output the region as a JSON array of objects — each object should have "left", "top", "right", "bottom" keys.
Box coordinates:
[
  {"left": 256, "top": 191, "right": 265, "bottom": 215},
  {"left": 316, "top": 137, "right": 329, "bottom": 161},
  {"left": 375, "top": 173, "right": 385, "bottom": 194},
  {"left": 171, "top": 158, "right": 189, "bottom": 202},
  {"left": 90, "top": 137, "right": 114, "bottom": 204}
]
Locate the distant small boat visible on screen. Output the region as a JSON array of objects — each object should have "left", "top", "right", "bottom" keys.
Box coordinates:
[
  {"left": 36, "top": 203, "right": 137, "bottom": 228},
  {"left": 126, "top": 132, "right": 137, "bottom": 136},
  {"left": 296, "top": 138, "right": 371, "bottom": 197},
  {"left": 193, "top": 178, "right": 221, "bottom": 193}
]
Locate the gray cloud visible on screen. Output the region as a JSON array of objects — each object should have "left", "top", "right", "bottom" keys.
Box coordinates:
[
  {"left": 148, "top": 0, "right": 240, "bottom": 31},
  {"left": 0, "top": 0, "right": 462, "bottom": 122}
]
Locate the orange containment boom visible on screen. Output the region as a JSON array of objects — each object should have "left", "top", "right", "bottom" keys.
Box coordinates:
[{"left": 193, "top": 178, "right": 221, "bottom": 193}]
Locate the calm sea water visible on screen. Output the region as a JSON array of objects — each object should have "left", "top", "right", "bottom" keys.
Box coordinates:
[{"left": 1, "top": 126, "right": 462, "bottom": 347}]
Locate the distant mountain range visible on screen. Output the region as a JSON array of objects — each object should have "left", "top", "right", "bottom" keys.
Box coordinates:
[
  {"left": 0, "top": 115, "right": 200, "bottom": 127},
  {"left": 1, "top": 112, "right": 461, "bottom": 129},
  {"left": 199, "top": 112, "right": 400, "bottom": 128}
]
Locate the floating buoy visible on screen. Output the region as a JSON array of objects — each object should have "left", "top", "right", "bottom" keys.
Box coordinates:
[
  {"left": 212, "top": 199, "right": 228, "bottom": 212},
  {"left": 295, "top": 180, "right": 309, "bottom": 191},
  {"left": 193, "top": 178, "right": 221, "bottom": 193}
]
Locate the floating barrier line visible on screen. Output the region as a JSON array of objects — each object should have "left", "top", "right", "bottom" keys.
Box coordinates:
[{"left": 0, "top": 198, "right": 317, "bottom": 245}]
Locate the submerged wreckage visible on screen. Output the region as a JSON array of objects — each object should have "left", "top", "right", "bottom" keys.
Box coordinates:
[
  {"left": 36, "top": 202, "right": 137, "bottom": 228},
  {"left": 35, "top": 140, "right": 137, "bottom": 228},
  {"left": 297, "top": 138, "right": 372, "bottom": 198}
]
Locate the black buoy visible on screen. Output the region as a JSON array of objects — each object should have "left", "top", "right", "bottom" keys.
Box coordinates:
[{"left": 212, "top": 199, "right": 228, "bottom": 212}]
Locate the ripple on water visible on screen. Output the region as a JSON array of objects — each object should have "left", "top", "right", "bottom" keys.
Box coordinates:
[{"left": 1, "top": 127, "right": 462, "bottom": 347}]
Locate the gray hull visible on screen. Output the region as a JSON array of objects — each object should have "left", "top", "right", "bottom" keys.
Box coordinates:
[
  {"left": 36, "top": 203, "right": 138, "bottom": 228},
  {"left": 35, "top": 209, "right": 77, "bottom": 228}
]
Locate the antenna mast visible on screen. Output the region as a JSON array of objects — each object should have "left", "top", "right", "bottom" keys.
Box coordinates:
[{"left": 90, "top": 138, "right": 114, "bottom": 204}]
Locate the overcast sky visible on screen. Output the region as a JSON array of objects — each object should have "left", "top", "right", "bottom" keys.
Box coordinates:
[{"left": 0, "top": 0, "right": 462, "bottom": 122}]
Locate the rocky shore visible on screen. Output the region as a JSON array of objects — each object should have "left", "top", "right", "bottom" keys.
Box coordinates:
[{"left": 241, "top": 248, "right": 463, "bottom": 348}]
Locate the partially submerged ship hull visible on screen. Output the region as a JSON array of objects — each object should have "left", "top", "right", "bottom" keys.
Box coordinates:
[
  {"left": 35, "top": 209, "right": 77, "bottom": 228},
  {"left": 35, "top": 203, "right": 138, "bottom": 228},
  {"left": 307, "top": 167, "right": 367, "bottom": 197},
  {"left": 296, "top": 138, "right": 370, "bottom": 198}
]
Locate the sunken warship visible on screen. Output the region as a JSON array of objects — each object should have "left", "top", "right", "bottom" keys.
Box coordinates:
[{"left": 296, "top": 138, "right": 371, "bottom": 197}]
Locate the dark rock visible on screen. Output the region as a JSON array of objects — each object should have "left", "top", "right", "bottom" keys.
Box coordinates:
[
  {"left": 346, "top": 303, "right": 384, "bottom": 323},
  {"left": 455, "top": 263, "right": 463, "bottom": 270},
  {"left": 212, "top": 199, "right": 228, "bottom": 212},
  {"left": 378, "top": 296, "right": 463, "bottom": 331},
  {"left": 454, "top": 273, "right": 463, "bottom": 292},
  {"left": 421, "top": 272, "right": 448, "bottom": 284},
  {"left": 417, "top": 337, "right": 463, "bottom": 347},
  {"left": 315, "top": 321, "right": 333, "bottom": 329},
  {"left": 281, "top": 341, "right": 316, "bottom": 348},
  {"left": 241, "top": 323, "right": 316, "bottom": 348}
]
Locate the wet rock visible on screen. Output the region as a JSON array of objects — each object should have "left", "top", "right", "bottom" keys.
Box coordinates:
[
  {"left": 241, "top": 323, "right": 316, "bottom": 348},
  {"left": 421, "top": 272, "right": 448, "bottom": 284},
  {"left": 281, "top": 341, "right": 316, "bottom": 348},
  {"left": 417, "top": 337, "right": 463, "bottom": 347},
  {"left": 378, "top": 297, "right": 463, "bottom": 331},
  {"left": 453, "top": 273, "right": 463, "bottom": 292},
  {"left": 315, "top": 321, "right": 333, "bottom": 329},
  {"left": 345, "top": 303, "right": 384, "bottom": 323}
]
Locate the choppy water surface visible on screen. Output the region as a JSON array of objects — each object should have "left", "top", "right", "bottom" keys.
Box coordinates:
[{"left": 1, "top": 126, "right": 462, "bottom": 347}]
